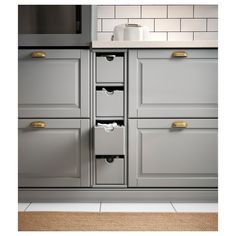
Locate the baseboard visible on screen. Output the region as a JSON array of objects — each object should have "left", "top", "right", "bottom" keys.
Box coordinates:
[{"left": 19, "top": 188, "right": 218, "bottom": 202}]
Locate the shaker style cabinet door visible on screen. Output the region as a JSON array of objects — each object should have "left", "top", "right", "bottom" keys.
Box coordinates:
[
  {"left": 128, "top": 49, "right": 218, "bottom": 118},
  {"left": 18, "top": 50, "right": 90, "bottom": 118},
  {"left": 128, "top": 119, "right": 218, "bottom": 187},
  {"left": 18, "top": 119, "right": 90, "bottom": 187}
]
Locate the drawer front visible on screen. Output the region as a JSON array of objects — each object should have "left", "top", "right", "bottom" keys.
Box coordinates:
[
  {"left": 96, "top": 90, "right": 123, "bottom": 117},
  {"left": 18, "top": 50, "right": 90, "bottom": 118},
  {"left": 18, "top": 119, "right": 90, "bottom": 187},
  {"left": 129, "top": 119, "right": 218, "bottom": 187},
  {"left": 96, "top": 157, "right": 124, "bottom": 185},
  {"left": 96, "top": 55, "right": 124, "bottom": 83},
  {"left": 129, "top": 49, "right": 218, "bottom": 118},
  {"left": 94, "top": 126, "right": 125, "bottom": 155}
]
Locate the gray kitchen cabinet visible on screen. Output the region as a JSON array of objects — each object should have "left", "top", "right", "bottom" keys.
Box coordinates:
[
  {"left": 18, "top": 119, "right": 90, "bottom": 187},
  {"left": 128, "top": 119, "right": 218, "bottom": 187},
  {"left": 128, "top": 49, "right": 218, "bottom": 118},
  {"left": 18, "top": 49, "right": 90, "bottom": 118}
]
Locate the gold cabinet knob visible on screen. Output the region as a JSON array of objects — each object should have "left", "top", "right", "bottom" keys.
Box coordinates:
[
  {"left": 171, "top": 121, "right": 188, "bottom": 128},
  {"left": 30, "top": 121, "right": 47, "bottom": 128},
  {"left": 31, "top": 51, "right": 46, "bottom": 58},
  {"left": 171, "top": 51, "right": 188, "bottom": 58}
]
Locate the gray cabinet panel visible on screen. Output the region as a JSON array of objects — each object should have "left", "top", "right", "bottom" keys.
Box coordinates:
[
  {"left": 18, "top": 50, "right": 90, "bottom": 118},
  {"left": 96, "top": 158, "right": 124, "bottom": 185},
  {"left": 96, "top": 90, "right": 123, "bottom": 117},
  {"left": 96, "top": 55, "right": 124, "bottom": 83},
  {"left": 129, "top": 49, "right": 218, "bottom": 118},
  {"left": 128, "top": 119, "right": 218, "bottom": 187},
  {"left": 94, "top": 126, "right": 125, "bottom": 155},
  {"left": 18, "top": 119, "right": 90, "bottom": 187}
]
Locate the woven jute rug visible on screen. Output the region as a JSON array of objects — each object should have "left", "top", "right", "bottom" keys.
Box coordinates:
[{"left": 18, "top": 212, "right": 218, "bottom": 231}]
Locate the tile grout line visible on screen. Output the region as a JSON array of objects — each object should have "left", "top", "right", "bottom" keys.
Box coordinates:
[
  {"left": 99, "top": 202, "right": 102, "bottom": 212},
  {"left": 170, "top": 202, "right": 177, "bottom": 212},
  {"left": 24, "top": 202, "right": 31, "bottom": 212}
]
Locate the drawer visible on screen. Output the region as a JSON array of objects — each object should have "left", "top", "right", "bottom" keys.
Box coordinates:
[
  {"left": 96, "top": 54, "right": 124, "bottom": 83},
  {"left": 96, "top": 90, "right": 123, "bottom": 117},
  {"left": 129, "top": 118, "right": 218, "bottom": 187},
  {"left": 94, "top": 126, "right": 125, "bottom": 155},
  {"left": 96, "top": 157, "right": 124, "bottom": 185},
  {"left": 18, "top": 119, "right": 90, "bottom": 187},
  {"left": 129, "top": 49, "right": 218, "bottom": 118},
  {"left": 18, "top": 49, "right": 90, "bottom": 118}
]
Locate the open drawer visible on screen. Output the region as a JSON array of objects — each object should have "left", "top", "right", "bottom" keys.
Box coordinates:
[{"left": 94, "top": 126, "right": 125, "bottom": 155}]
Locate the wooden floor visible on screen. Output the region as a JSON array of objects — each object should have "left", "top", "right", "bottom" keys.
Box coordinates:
[{"left": 18, "top": 212, "right": 218, "bottom": 231}]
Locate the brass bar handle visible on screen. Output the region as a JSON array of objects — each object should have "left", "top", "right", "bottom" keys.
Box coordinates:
[
  {"left": 171, "top": 51, "right": 188, "bottom": 58},
  {"left": 31, "top": 51, "right": 46, "bottom": 58},
  {"left": 172, "top": 121, "right": 188, "bottom": 128},
  {"left": 30, "top": 121, "right": 47, "bottom": 128}
]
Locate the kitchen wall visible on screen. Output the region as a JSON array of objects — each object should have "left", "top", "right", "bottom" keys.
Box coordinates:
[{"left": 97, "top": 5, "right": 218, "bottom": 41}]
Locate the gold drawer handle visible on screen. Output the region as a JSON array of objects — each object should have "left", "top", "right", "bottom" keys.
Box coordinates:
[
  {"left": 30, "top": 121, "right": 47, "bottom": 128},
  {"left": 31, "top": 51, "right": 46, "bottom": 58},
  {"left": 172, "top": 121, "right": 188, "bottom": 128},
  {"left": 171, "top": 51, "right": 188, "bottom": 58}
]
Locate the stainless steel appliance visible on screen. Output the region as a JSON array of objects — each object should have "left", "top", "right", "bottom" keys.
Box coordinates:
[{"left": 18, "top": 5, "right": 97, "bottom": 47}]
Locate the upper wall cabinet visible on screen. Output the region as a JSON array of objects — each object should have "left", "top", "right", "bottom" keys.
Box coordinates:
[
  {"left": 128, "top": 49, "right": 218, "bottom": 118},
  {"left": 18, "top": 50, "right": 90, "bottom": 118}
]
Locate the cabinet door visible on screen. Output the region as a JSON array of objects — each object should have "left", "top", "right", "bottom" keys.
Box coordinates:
[
  {"left": 18, "top": 50, "right": 90, "bottom": 118},
  {"left": 128, "top": 119, "right": 218, "bottom": 187},
  {"left": 18, "top": 119, "right": 90, "bottom": 187},
  {"left": 129, "top": 49, "right": 218, "bottom": 118}
]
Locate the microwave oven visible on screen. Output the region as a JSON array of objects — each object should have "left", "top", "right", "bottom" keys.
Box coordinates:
[{"left": 18, "top": 5, "right": 97, "bottom": 47}]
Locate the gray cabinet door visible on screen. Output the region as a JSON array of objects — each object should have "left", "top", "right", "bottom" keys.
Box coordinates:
[
  {"left": 18, "top": 50, "right": 90, "bottom": 118},
  {"left": 129, "top": 49, "right": 218, "bottom": 118},
  {"left": 18, "top": 119, "right": 90, "bottom": 187},
  {"left": 128, "top": 119, "right": 218, "bottom": 187}
]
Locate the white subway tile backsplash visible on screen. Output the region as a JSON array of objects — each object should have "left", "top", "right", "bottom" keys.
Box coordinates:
[
  {"left": 168, "top": 32, "right": 193, "bottom": 41},
  {"left": 194, "top": 5, "right": 218, "bottom": 18},
  {"left": 207, "top": 19, "right": 218, "bottom": 31},
  {"left": 97, "top": 5, "right": 114, "bottom": 18},
  {"left": 149, "top": 32, "right": 167, "bottom": 41},
  {"left": 102, "top": 19, "right": 128, "bottom": 32},
  {"left": 155, "top": 19, "right": 180, "bottom": 32},
  {"left": 168, "top": 5, "right": 193, "bottom": 18},
  {"left": 181, "top": 19, "right": 206, "bottom": 31},
  {"left": 142, "top": 5, "right": 167, "bottom": 18},
  {"left": 96, "top": 5, "right": 218, "bottom": 42},
  {"left": 129, "top": 19, "right": 154, "bottom": 31},
  {"left": 97, "top": 32, "right": 113, "bottom": 41},
  {"left": 194, "top": 32, "right": 218, "bottom": 40},
  {"left": 116, "top": 5, "right": 140, "bottom": 18}
]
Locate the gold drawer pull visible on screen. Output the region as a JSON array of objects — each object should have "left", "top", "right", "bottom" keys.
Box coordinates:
[
  {"left": 171, "top": 51, "right": 188, "bottom": 58},
  {"left": 31, "top": 51, "right": 46, "bottom": 58},
  {"left": 30, "top": 121, "right": 47, "bottom": 128},
  {"left": 172, "top": 121, "right": 188, "bottom": 128}
]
